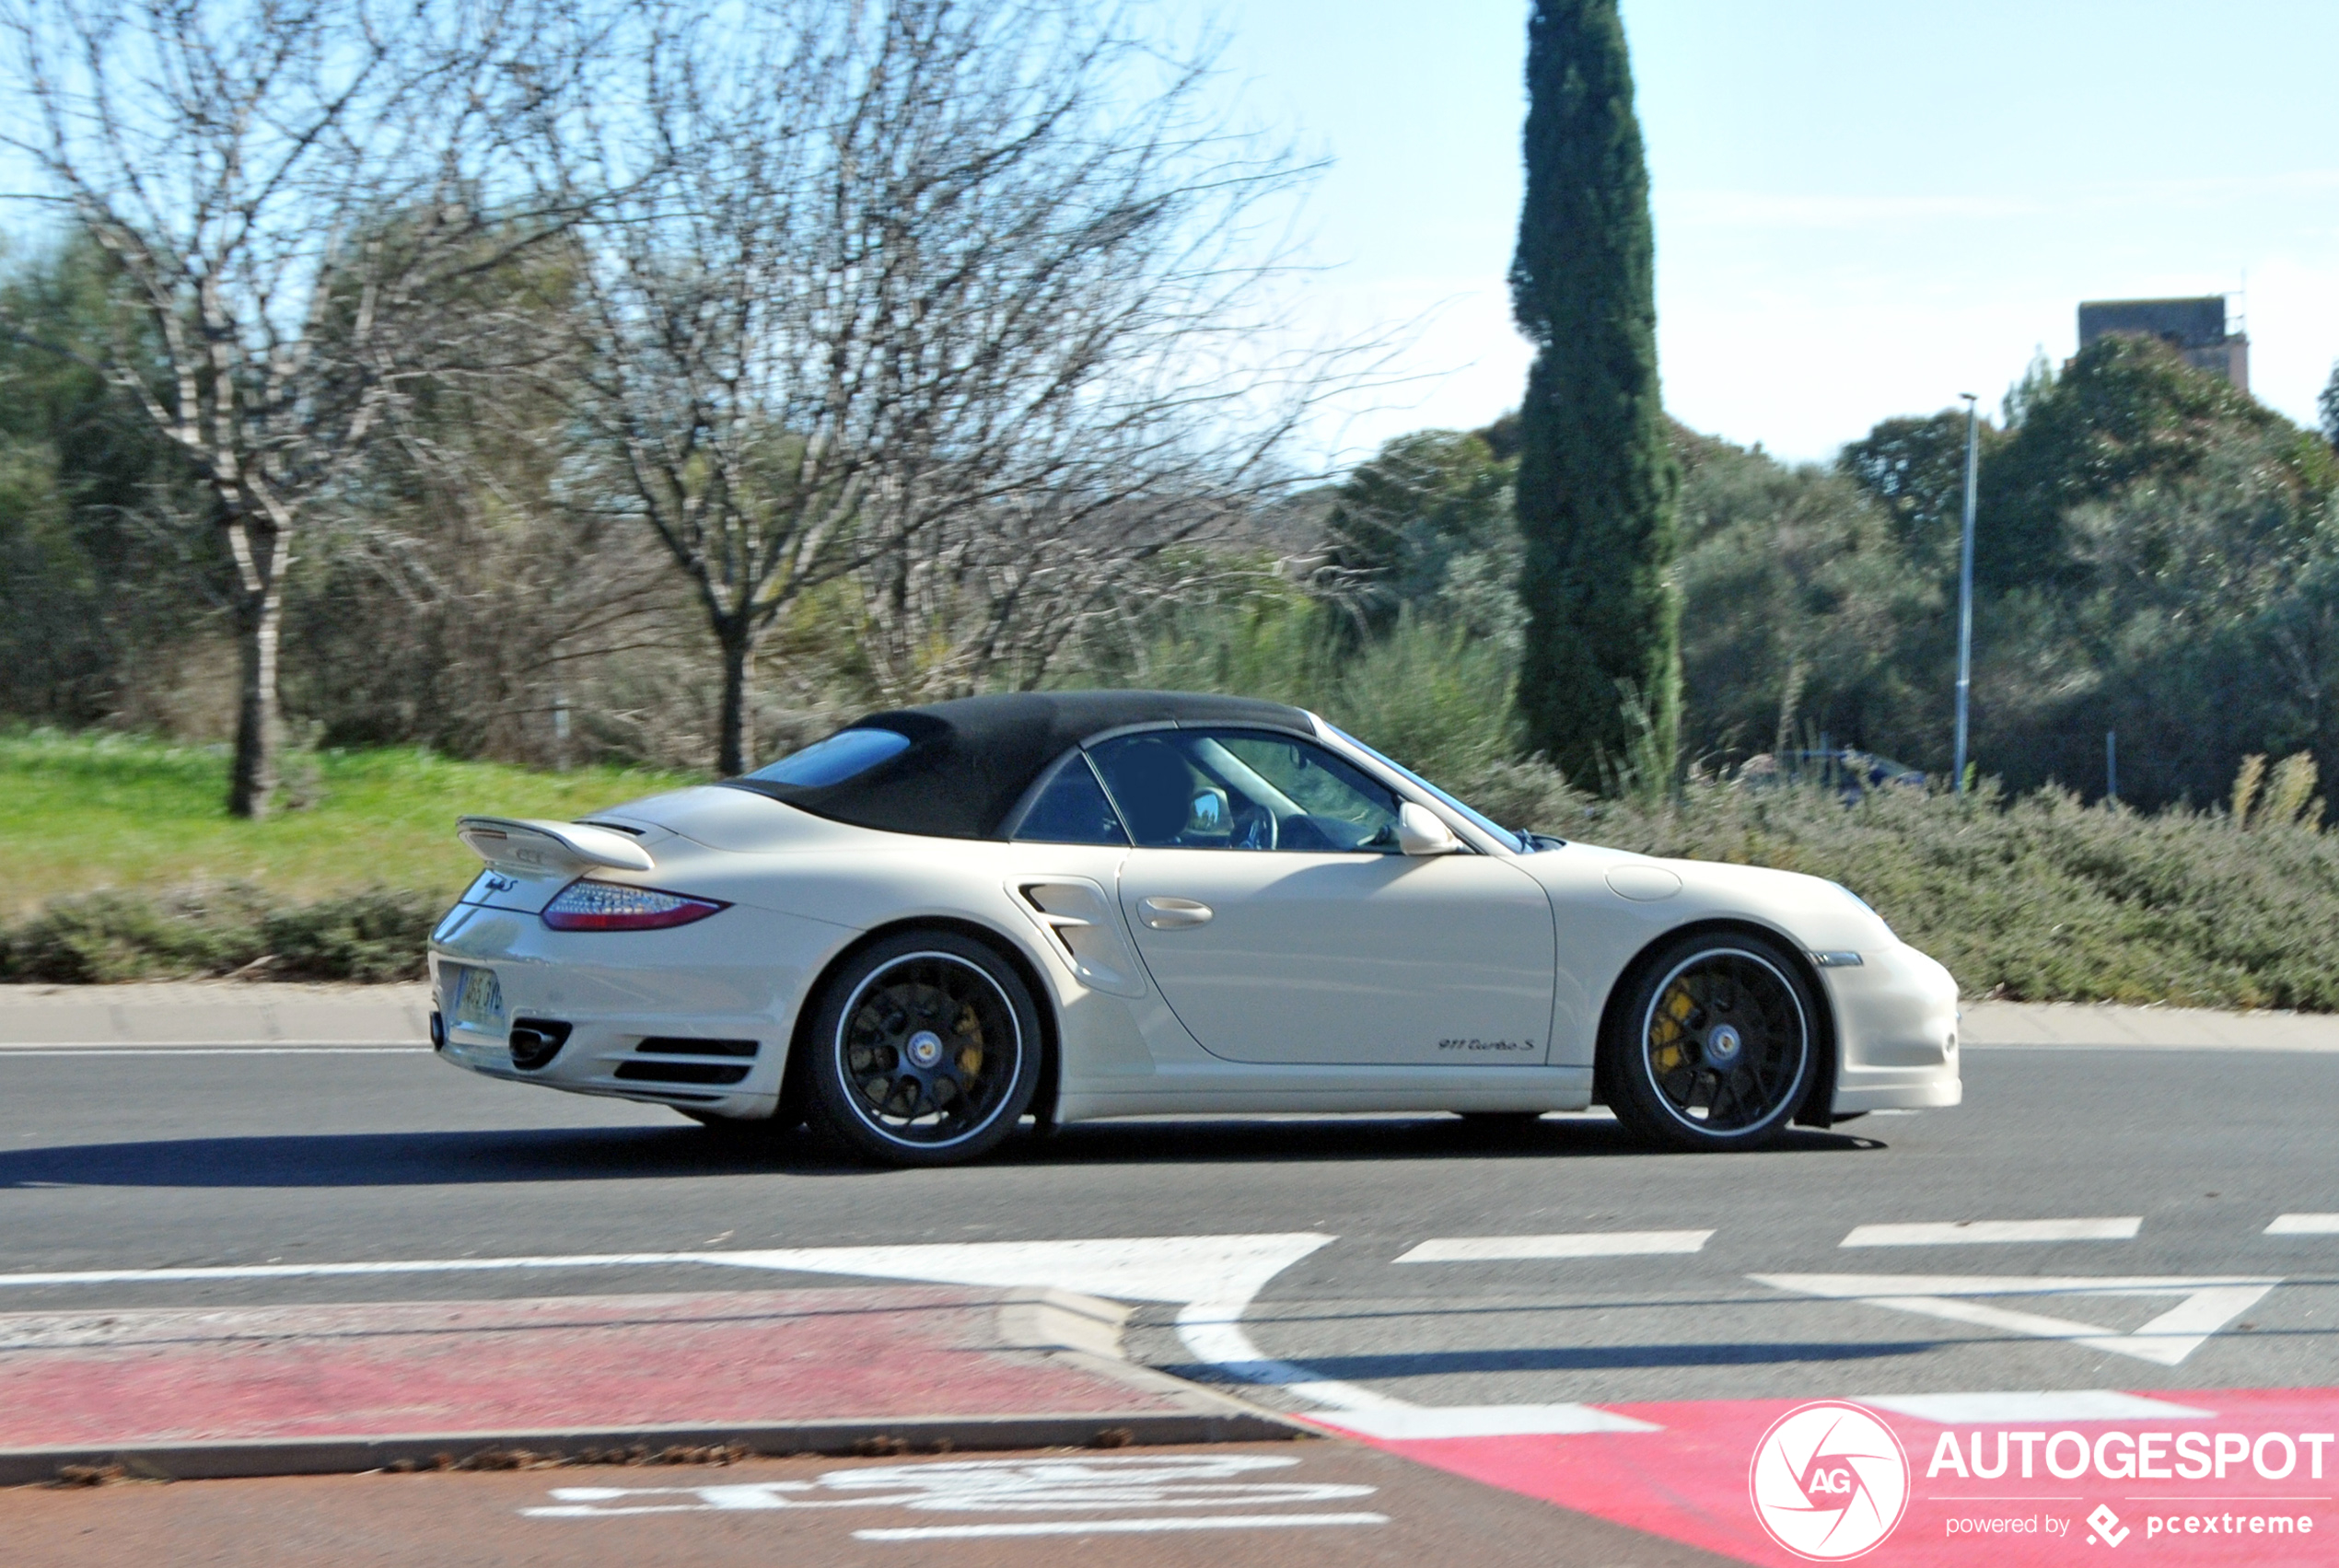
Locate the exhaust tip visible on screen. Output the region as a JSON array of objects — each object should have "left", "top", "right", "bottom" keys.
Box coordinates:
[{"left": 508, "top": 1018, "right": 574, "bottom": 1071}]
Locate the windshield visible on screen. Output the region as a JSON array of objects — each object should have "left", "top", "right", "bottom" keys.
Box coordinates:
[{"left": 1322, "top": 725, "right": 1533, "bottom": 854}]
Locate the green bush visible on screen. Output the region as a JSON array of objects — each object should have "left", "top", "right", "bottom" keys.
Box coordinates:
[
  {"left": 1, "top": 885, "right": 436, "bottom": 982},
  {"left": 1501, "top": 768, "right": 2339, "bottom": 1011},
  {"left": 260, "top": 889, "right": 441, "bottom": 982}
]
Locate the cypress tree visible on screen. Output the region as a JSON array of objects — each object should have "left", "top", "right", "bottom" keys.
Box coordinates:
[{"left": 1509, "top": 0, "right": 1680, "bottom": 788}]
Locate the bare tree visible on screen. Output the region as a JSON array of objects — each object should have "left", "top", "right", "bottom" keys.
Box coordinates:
[
  {"left": 0, "top": 0, "right": 579, "bottom": 814},
  {"left": 539, "top": 0, "right": 1346, "bottom": 773}
]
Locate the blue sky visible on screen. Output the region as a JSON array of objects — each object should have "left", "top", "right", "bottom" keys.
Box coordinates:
[{"left": 1182, "top": 1, "right": 2339, "bottom": 464}]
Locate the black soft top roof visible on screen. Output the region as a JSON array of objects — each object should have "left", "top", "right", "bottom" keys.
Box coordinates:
[{"left": 722, "top": 690, "right": 1315, "bottom": 840}]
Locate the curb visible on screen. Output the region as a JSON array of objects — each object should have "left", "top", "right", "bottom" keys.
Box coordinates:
[
  {"left": 0, "top": 1412, "right": 1301, "bottom": 1488},
  {"left": 0, "top": 1289, "right": 1312, "bottom": 1487}
]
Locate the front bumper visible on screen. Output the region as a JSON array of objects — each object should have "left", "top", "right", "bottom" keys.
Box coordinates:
[{"left": 1823, "top": 941, "right": 1963, "bottom": 1111}]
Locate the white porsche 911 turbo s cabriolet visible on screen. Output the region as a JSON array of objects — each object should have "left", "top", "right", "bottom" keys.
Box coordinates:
[{"left": 429, "top": 690, "right": 1960, "bottom": 1166}]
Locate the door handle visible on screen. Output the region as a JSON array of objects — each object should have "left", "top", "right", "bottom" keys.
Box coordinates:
[{"left": 1138, "top": 896, "right": 1214, "bottom": 930}]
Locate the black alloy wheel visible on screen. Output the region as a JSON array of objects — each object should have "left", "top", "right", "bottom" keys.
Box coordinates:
[
  {"left": 1602, "top": 931, "right": 1818, "bottom": 1152},
  {"left": 802, "top": 929, "right": 1042, "bottom": 1167}
]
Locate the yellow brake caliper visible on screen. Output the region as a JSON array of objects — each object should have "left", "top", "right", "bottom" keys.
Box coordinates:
[
  {"left": 1650, "top": 982, "right": 1693, "bottom": 1074},
  {"left": 955, "top": 1002, "right": 984, "bottom": 1077}
]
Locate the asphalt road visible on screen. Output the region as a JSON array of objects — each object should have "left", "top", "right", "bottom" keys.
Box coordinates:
[{"left": 0, "top": 1040, "right": 2333, "bottom": 1411}]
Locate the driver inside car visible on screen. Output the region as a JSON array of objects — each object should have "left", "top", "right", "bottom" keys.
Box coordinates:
[{"left": 1094, "top": 738, "right": 1239, "bottom": 847}]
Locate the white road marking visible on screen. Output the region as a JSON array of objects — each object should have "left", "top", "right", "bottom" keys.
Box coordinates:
[
  {"left": 1396, "top": 1230, "right": 1713, "bottom": 1262},
  {"left": 0, "top": 1234, "right": 1643, "bottom": 1440},
  {"left": 528, "top": 1453, "right": 1382, "bottom": 1534},
  {"left": 0, "top": 1039, "right": 416, "bottom": 1049},
  {"left": 1841, "top": 1218, "right": 2141, "bottom": 1248},
  {"left": 855, "top": 1515, "right": 1389, "bottom": 1539},
  {"left": 0, "top": 1047, "right": 427, "bottom": 1056},
  {"left": 2267, "top": 1214, "right": 2339, "bottom": 1235},
  {"left": 1307, "top": 1404, "right": 1659, "bottom": 1440},
  {"left": 0, "top": 1235, "right": 1335, "bottom": 1306},
  {"left": 1862, "top": 1390, "right": 2216, "bottom": 1423},
  {"left": 1751, "top": 1273, "right": 2282, "bottom": 1366},
  {"left": 1176, "top": 1295, "right": 1417, "bottom": 1416},
  {"left": 1175, "top": 1263, "right": 1660, "bottom": 1437}
]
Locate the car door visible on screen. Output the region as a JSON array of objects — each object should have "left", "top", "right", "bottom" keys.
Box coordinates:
[{"left": 1090, "top": 728, "right": 1556, "bottom": 1067}]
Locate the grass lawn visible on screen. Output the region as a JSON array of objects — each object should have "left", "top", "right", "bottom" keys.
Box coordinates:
[{"left": 0, "top": 731, "right": 697, "bottom": 915}]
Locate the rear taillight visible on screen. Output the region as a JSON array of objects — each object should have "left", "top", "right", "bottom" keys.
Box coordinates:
[{"left": 541, "top": 879, "right": 728, "bottom": 932}]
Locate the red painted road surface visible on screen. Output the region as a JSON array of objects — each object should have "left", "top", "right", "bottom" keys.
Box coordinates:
[
  {"left": 3, "top": 1445, "right": 1741, "bottom": 1568},
  {"left": 1329, "top": 1388, "right": 2339, "bottom": 1564},
  {"left": 0, "top": 1288, "right": 1192, "bottom": 1446}
]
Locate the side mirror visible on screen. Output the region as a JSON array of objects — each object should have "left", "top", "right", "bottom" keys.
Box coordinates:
[{"left": 1395, "top": 801, "right": 1460, "bottom": 856}]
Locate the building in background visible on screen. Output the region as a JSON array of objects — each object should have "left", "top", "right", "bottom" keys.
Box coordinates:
[{"left": 2077, "top": 296, "right": 2249, "bottom": 390}]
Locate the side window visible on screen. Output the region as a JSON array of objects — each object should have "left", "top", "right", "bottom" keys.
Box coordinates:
[
  {"left": 1087, "top": 729, "right": 1404, "bottom": 853},
  {"left": 1012, "top": 755, "right": 1130, "bottom": 845},
  {"left": 1210, "top": 734, "right": 1402, "bottom": 853}
]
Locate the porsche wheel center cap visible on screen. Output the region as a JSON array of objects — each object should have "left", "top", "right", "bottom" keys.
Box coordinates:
[
  {"left": 1705, "top": 1024, "right": 1744, "bottom": 1066},
  {"left": 905, "top": 1030, "right": 946, "bottom": 1069}
]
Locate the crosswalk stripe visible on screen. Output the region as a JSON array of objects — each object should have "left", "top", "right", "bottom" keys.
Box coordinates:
[
  {"left": 1841, "top": 1218, "right": 2139, "bottom": 1247},
  {"left": 1394, "top": 1230, "right": 1712, "bottom": 1262},
  {"left": 855, "top": 1514, "right": 1391, "bottom": 1539},
  {"left": 1306, "top": 1404, "right": 1658, "bottom": 1439},
  {"left": 2266, "top": 1213, "right": 2339, "bottom": 1235}
]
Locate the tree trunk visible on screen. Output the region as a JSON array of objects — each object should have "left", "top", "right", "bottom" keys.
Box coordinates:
[
  {"left": 716, "top": 622, "right": 754, "bottom": 777},
  {"left": 228, "top": 578, "right": 285, "bottom": 819}
]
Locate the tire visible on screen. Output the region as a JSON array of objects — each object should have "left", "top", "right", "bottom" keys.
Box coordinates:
[
  {"left": 799, "top": 929, "right": 1043, "bottom": 1167},
  {"left": 1601, "top": 930, "right": 1821, "bottom": 1153}
]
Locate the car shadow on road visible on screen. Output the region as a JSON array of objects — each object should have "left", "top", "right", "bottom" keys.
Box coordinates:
[
  {"left": 1015, "top": 1114, "right": 1883, "bottom": 1167},
  {"left": 0, "top": 1116, "right": 1881, "bottom": 1189},
  {"left": 0, "top": 1127, "right": 840, "bottom": 1188}
]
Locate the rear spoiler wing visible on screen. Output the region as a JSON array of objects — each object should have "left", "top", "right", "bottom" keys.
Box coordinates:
[{"left": 456, "top": 817, "right": 654, "bottom": 876}]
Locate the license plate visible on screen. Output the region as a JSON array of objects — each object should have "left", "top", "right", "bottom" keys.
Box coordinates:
[{"left": 445, "top": 964, "right": 506, "bottom": 1032}]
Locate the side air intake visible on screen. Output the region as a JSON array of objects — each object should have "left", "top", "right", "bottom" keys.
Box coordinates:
[
  {"left": 635, "top": 1037, "right": 760, "bottom": 1057},
  {"left": 614, "top": 1061, "right": 751, "bottom": 1086}
]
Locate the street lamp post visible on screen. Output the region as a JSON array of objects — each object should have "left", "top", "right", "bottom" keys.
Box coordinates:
[{"left": 1954, "top": 393, "right": 1980, "bottom": 796}]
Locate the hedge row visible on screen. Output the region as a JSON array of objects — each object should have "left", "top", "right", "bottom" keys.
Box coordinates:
[
  {"left": 10, "top": 775, "right": 2339, "bottom": 1007},
  {"left": 0, "top": 886, "right": 438, "bottom": 983}
]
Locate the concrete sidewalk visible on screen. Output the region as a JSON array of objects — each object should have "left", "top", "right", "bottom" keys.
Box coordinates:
[
  {"left": 0, "top": 982, "right": 432, "bottom": 1047},
  {"left": 6, "top": 981, "right": 2339, "bottom": 1051},
  {"left": 0, "top": 1285, "right": 1292, "bottom": 1485},
  {"left": 1957, "top": 998, "right": 2339, "bottom": 1050}
]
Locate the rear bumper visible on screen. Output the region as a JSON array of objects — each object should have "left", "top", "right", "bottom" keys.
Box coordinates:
[
  {"left": 1824, "top": 941, "right": 1963, "bottom": 1112},
  {"left": 426, "top": 900, "right": 855, "bottom": 1120}
]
